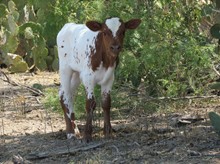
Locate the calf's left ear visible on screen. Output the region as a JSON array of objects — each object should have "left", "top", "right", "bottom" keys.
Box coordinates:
[
  {"left": 86, "top": 21, "right": 102, "bottom": 32},
  {"left": 125, "top": 19, "right": 141, "bottom": 30}
]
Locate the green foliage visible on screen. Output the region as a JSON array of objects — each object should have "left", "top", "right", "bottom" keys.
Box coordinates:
[
  {"left": 43, "top": 86, "right": 86, "bottom": 119},
  {"left": 0, "top": 4, "right": 7, "bottom": 19},
  {"left": 1, "top": 0, "right": 219, "bottom": 99},
  {"left": 43, "top": 88, "right": 61, "bottom": 114},
  {"left": 113, "top": 0, "right": 218, "bottom": 97}
]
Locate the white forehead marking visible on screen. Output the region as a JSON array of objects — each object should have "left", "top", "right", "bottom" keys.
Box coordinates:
[{"left": 105, "top": 17, "right": 121, "bottom": 37}]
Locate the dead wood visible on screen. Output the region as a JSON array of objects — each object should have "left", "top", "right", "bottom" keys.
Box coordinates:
[
  {"left": 0, "top": 70, "right": 44, "bottom": 96},
  {"left": 26, "top": 141, "right": 106, "bottom": 160},
  {"left": 212, "top": 64, "right": 220, "bottom": 77}
]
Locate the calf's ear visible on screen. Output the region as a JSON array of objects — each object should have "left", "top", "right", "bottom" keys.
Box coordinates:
[
  {"left": 86, "top": 21, "right": 102, "bottom": 31},
  {"left": 125, "top": 19, "right": 141, "bottom": 30}
]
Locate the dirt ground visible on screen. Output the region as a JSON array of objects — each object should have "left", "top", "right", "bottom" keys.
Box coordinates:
[{"left": 0, "top": 71, "right": 220, "bottom": 164}]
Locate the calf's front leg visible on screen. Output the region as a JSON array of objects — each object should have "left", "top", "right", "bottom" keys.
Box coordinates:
[
  {"left": 81, "top": 75, "right": 96, "bottom": 142},
  {"left": 102, "top": 92, "right": 112, "bottom": 137},
  {"left": 84, "top": 96, "right": 96, "bottom": 142},
  {"left": 101, "top": 76, "right": 114, "bottom": 138}
]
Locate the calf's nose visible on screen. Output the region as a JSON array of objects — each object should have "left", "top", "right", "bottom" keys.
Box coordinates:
[{"left": 110, "top": 45, "right": 121, "bottom": 53}]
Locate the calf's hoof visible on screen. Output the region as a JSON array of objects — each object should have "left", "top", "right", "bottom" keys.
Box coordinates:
[{"left": 67, "top": 133, "right": 77, "bottom": 139}]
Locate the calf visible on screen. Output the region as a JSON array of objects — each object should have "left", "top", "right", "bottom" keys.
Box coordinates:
[{"left": 57, "top": 17, "right": 141, "bottom": 142}]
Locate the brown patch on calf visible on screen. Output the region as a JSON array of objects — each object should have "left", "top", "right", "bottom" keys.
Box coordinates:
[
  {"left": 71, "top": 113, "right": 76, "bottom": 129},
  {"left": 90, "top": 27, "right": 121, "bottom": 71},
  {"left": 60, "top": 95, "right": 69, "bottom": 114},
  {"left": 90, "top": 44, "right": 101, "bottom": 71}
]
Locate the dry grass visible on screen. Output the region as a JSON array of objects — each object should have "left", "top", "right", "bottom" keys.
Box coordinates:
[{"left": 0, "top": 71, "right": 220, "bottom": 163}]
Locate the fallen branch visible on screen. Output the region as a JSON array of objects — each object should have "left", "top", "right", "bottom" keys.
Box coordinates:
[
  {"left": 26, "top": 141, "right": 105, "bottom": 160},
  {"left": 212, "top": 64, "right": 220, "bottom": 77},
  {"left": 0, "top": 95, "right": 11, "bottom": 98},
  {"left": 212, "top": 9, "right": 220, "bottom": 13},
  {"left": 0, "top": 70, "right": 44, "bottom": 96},
  {"left": 129, "top": 94, "right": 219, "bottom": 102}
]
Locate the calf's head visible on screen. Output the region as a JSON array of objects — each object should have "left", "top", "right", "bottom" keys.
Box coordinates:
[{"left": 86, "top": 17, "right": 141, "bottom": 58}]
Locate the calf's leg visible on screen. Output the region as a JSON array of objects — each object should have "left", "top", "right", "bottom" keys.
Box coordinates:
[
  {"left": 101, "top": 77, "right": 114, "bottom": 137},
  {"left": 84, "top": 96, "right": 96, "bottom": 142},
  {"left": 102, "top": 92, "right": 112, "bottom": 137},
  {"left": 82, "top": 76, "right": 96, "bottom": 142},
  {"left": 60, "top": 96, "right": 75, "bottom": 139},
  {"left": 59, "top": 70, "right": 80, "bottom": 139}
]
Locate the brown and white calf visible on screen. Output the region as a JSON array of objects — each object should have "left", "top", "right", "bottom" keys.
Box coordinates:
[{"left": 57, "top": 17, "right": 141, "bottom": 142}]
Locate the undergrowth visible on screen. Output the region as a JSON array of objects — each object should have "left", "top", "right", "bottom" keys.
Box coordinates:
[{"left": 42, "top": 82, "right": 206, "bottom": 121}]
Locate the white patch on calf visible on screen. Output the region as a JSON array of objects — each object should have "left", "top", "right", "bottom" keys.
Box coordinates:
[
  {"left": 57, "top": 23, "right": 99, "bottom": 115},
  {"left": 106, "top": 17, "right": 121, "bottom": 37}
]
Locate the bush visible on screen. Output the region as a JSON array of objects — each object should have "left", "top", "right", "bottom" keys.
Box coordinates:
[{"left": 1, "top": 0, "right": 219, "bottom": 98}]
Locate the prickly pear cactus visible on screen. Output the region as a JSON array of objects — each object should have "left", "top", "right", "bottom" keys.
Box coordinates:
[
  {"left": 5, "top": 53, "right": 28, "bottom": 73},
  {"left": 1, "top": 0, "right": 58, "bottom": 71},
  {"left": 19, "top": 22, "right": 43, "bottom": 36},
  {"left": 24, "top": 27, "right": 34, "bottom": 40},
  {"left": 0, "top": 0, "right": 20, "bottom": 66},
  {"left": 47, "top": 46, "right": 59, "bottom": 71},
  {"left": 209, "top": 112, "right": 220, "bottom": 136},
  {"left": 32, "top": 43, "right": 48, "bottom": 70},
  {"left": 52, "top": 58, "right": 59, "bottom": 71},
  {"left": 0, "top": 27, "right": 6, "bottom": 45},
  {"left": 209, "top": 82, "right": 220, "bottom": 90},
  {"left": 7, "top": 0, "right": 19, "bottom": 36},
  {"left": 19, "top": 22, "right": 48, "bottom": 70},
  {"left": 0, "top": 4, "right": 7, "bottom": 20}
]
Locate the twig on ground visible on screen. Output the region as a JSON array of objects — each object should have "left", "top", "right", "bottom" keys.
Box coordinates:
[
  {"left": 1, "top": 118, "right": 4, "bottom": 139},
  {"left": 212, "top": 9, "right": 220, "bottom": 13},
  {"left": 35, "top": 97, "right": 41, "bottom": 104},
  {"left": 0, "top": 70, "right": 44, "bottom": 96},
  {"left": 0, "top": 95, "right": 10, "bottom": 98},
  {"left": 110, "top": 145, "right": 120, "bottom": 153}
]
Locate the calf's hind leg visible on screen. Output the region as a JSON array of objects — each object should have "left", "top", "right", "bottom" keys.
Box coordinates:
[{"left": 59, "top": 71, "right": 80, "bottom": 139}]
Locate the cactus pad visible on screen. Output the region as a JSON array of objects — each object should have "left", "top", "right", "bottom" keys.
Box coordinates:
[{"left": 209, "top": 112, "right": 220, "bottom": 136}]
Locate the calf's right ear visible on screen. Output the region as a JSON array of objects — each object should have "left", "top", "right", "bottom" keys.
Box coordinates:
[
  {"left": 86, "top": 21, "right": 102, "bottom": 32},
  {"left": 125, "top": 19, "right": 141, "bottom": 30}
]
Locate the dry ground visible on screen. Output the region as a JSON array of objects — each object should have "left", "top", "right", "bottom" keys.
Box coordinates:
[{"left": 0, "top": 71, "right": 220, "bottom": 164}]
